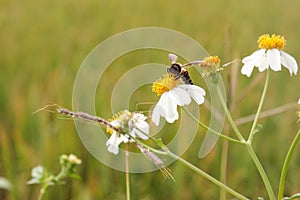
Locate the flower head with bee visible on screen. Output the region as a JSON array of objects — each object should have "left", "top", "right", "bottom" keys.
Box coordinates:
[{"left": 151, "top": 73, "right": 206, "bottom": 126}]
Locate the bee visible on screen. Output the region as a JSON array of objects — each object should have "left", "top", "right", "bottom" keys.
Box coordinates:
[{"left": 167, "top": 54, "right": 204, "bottom": 85}]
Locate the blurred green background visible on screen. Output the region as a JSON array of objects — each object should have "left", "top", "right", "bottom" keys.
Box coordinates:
[{"left": 1, "top": 0, "right": 300, "bottom": 199}]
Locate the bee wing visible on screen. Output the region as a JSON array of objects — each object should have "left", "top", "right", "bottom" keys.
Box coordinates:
[
  {"left": 182, "top": 60, "right": 206, "bottom": 67},
  {"left": 221, "top": 59, "right": 241, "bottom": 68},
  {"left": 168, "top": 54, "right": 178, "bottom": 64}
]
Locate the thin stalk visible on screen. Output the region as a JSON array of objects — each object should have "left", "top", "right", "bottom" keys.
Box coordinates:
[
  {"left": 135, "top": 137, "right": 246, "bottom": 199},
  {"left": 216, "top": 71, "right": 274, "bottom": 199},
  {"left": 243, "top": 70, "right": 274, "bottom": 199},
  {"left": 162, "top": 146, "right": 249, "bottom": 200},
  {"left": 245, "top": 144, "right": 275, "bottom": 200},
  {"left": 37, "top": 185, "right": 48, "bottom": 200},
  {"left": 220, "top": 135, "right": 229, "bottom": 200},
  {"left": 125, "top": 144, "right": 131, "bottom": 200},
  {"left": 247, "top": 70, "right": 270, "bottom": 143},
  {"left": 182, "top": 107, "right": 243, "bottom": 144},
  {"left": 278, "top": 128, "right": 300, "bottom": 200},
  {"left": 216, "top": 86, "right": 245, "bottom": 142}
]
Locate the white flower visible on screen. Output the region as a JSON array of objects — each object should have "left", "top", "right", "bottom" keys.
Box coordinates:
[
  {"left": 128, "top": 113, "right": 149, "bottom": 140},
  {"left": 241, "top": 34, "right": 298, "bottom": 77},
  {"left": 68, "top": 154, "right": 82, "bottom": 165},
  {"left": 106, "top": 132, "right": 129, "bottom": 155},
  {"left": 151, "top": 74, "right": 205, "bottom": 126},
  {"left": 106, "top": 110, "right": 149, "bottom": 154}
]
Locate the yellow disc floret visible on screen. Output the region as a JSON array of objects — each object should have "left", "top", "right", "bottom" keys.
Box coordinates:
[
  {"left": 199, "top": 56, "right": 222, "bottom": 77},
  {"left": 258, "top": 34, "right": 286, "bottom": 50},
  {"left": 152, "top": 74, "right": 179, "bottom": 96},
  {"left": 106, "top": 110, "right": 131, "bottom": 134},
  {"left": 199, "top": 56, "right": 221, "bottom": 68},
  {"left": 207, "top": 56, "right": 221, "bottom": 65}
]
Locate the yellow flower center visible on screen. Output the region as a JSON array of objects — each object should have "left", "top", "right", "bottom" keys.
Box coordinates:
[
  {"left": 208, "top": 56, "right": 220, "bottom": 65},
  {"left": 106, "top": 110, "right": 131, "bottom": 134},
  {"left": 257, "top": 34, "right": 286, "bottom": 50},
  {"left": 199, "top": 56, "right": 222, "bottom": 77},
  {"left": 152, "top": 74, "right": 179, "bottom": 96}
]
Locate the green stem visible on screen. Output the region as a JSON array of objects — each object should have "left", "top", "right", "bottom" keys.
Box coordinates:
[
  {"left": 247, "top": 70, "right": 270, "bottom": 143},
  {"left": 136, "top": 137, "right": 246, "bottom": 199},
  {"left": 37, "top": 185, "right": 48, "bottom": 200},
  {"left": 220, "top": 137, "right": 229, "bottom": 200},
  {"left": 278, "top": 128, "right": 300, "bottom": 200},
  {"left": 216, "top": 71, "right": 274, "bottom": 199},
  {"left": 244, "top": 70, "right": 275, "bottom": 199},
  {"left": 216, "top": 86, "right": 245, "bottom": 142},
  {"left": 182, "top": 107, "right": 243, "bottom": 144},
  {"left": 125, "top": 144, "right": 131, "bottom": 200},
  {"left": 245, "top": 143, "right": 275, "bottom": 200},
  {"left": 162, "top": 146, "right": 249, "bottom": 200}
]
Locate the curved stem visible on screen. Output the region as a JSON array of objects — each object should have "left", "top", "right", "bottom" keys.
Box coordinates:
[
  {"left": 136, "top": 135, "right": 247, "bottom": 199},
  {"left": 216, "top": 71, "right": 274, "bottom": 199},
  {"left": 182, "top": 107, "right": 243, "bottom": 144},
  {"left": 244, "top": 70, "right": 274, "bottom": 199},
  {"left": 245, "top": 144, "right": 275, "bottom": 199},
  {"left": 247, "top": 70, "right": 270, "bottom": 143},
  {"left": 162, "top": 146, "right": 249, "bottom": 200},
  {"left": 278, "top": 128, "right": 300, "bottom": 200},
  {"left": 216, "top": 86, "right": 245, "bottom": 142}
]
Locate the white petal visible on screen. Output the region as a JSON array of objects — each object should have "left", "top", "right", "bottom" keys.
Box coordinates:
[
  {"left": 161, "top": 92, "right": 178, "bottom": 120},
  {"left": 32, "top": 165, "right": 44, "bottom": 178},
  {"left": 257, "top": 54, "right": 268, "bottom": 72},
  {"left": 241, "top": 62, "right": 255, "bottom": 77},
  {"left": 151, "top": 92, "right": 179, "bottom": 126},
  {"left": 178, "top": 85, "right": 206, "bottom": 105},
  {"left": 110, "top": 120, "right": 121, "bottom": 128},
  {"left": 151, "top": 104, "right": 162, "bottom": 126},
  {"left": 163, "top": 94, "right": 179, "bottom": 123},
  {"left": 131, "top": 128, "right": 148, "bottom": 140},
  {"left": 170, "top": 87, "right": 191, "bottom": 106},
  {"left": 242, "top": 49, "right": 265, "bottom": 64},
  {"left": 120, "top": 134, "right": 129, "bottom": 143},
  {"left": 130, "top": 121, "right": 149, "bottom": 140},
  {"left": 106, "top": 132, "right": 122, "bottom": 155},
  {"left": 107, "top": 145, "right": 119, "bottom": 155},
  {"left": 266, "top": 49, "right": 281, "bottom": 71},
  {"left": 136, "top": 120, "right": 150, "bottom": 134},
  {"left": 241, "top": 50, "right": 265, "bottom": 77},
  {"left": 280, "top": 51, "right": 298, "bottom": 75},
  {"left": 134, "top": 113, "right": 147, "bottom": 121}
]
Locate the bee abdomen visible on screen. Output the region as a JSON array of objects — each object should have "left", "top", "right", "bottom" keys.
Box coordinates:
[{"left": 182, "top": 71, "right": 193, "bottom": 85}]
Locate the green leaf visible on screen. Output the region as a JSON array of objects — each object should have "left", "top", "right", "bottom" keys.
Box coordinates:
[
  {"left": 156, "top": 138, "right": 164, "bottom": 148},
  {"left": 69, "top": 173, "right": 81, "bottom": 179}
]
